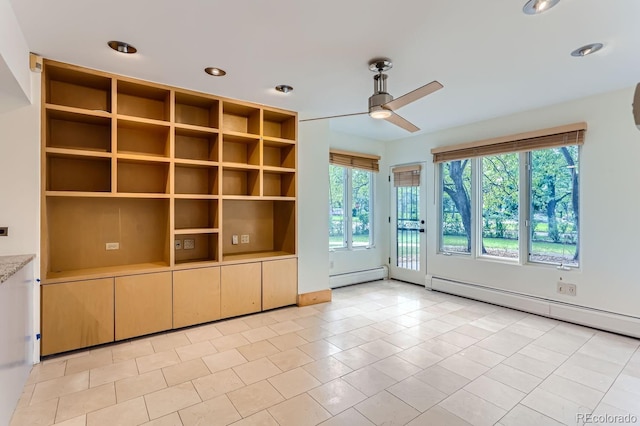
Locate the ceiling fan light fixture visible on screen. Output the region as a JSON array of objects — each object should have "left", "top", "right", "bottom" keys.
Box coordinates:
[
  {"left": 571, "top": 43, "right": 604, "bottom": 57},
  {"left": 369, "top": 106, "right": 392, "bottom": 120},
  {"left": 205, "top": 67, "right": 226, "bottom": 77},
  {"left": 523, "top": 0, "right": 559, "bottom": 14},
  {"left": 108, "top": 41, "right": 137, "bottom": 54}
]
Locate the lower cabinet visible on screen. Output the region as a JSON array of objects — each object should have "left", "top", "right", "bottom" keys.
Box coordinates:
[
  {"left": 115, "top": 272, "right": 172, "bottom": 340},
  {"left": 262, "top": 258, "right": 298, "bottom": 310},
  {"left": 41, "top": 278, "right": 114, "bottom": 356},
  {"left": 41, "top": 258, "right": 298, "bottom": 354},
  {"left": 173, "top": 267, "right": 221, "bottom": 328},
  {"left": 220, "top": 262, "right": 262, "bottom": 318}
]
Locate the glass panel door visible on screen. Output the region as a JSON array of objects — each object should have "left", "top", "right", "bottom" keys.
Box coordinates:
[{"left": 390, "top": 163, "right": 426, "bottom": 284}]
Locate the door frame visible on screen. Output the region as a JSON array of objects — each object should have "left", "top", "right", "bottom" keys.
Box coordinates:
[{"left": 388, "top": 162, "right": 427, "bottom": 285}]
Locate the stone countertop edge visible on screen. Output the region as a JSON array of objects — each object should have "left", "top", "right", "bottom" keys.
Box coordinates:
[{"left": 0, "top": 254, "right": 35, "bottom": 284}]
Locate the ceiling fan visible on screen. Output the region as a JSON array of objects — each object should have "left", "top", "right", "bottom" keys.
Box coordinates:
[{"left": 300, "top": 58, "right": 443, "bottom": 133}]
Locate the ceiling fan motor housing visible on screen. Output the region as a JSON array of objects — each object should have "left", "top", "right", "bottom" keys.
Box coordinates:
[
  {"left": 369, "top": 92, "right": 393, "bottom": 112},
  {"left": 369, "top": 73, "right": 393, "bottom": 112}
]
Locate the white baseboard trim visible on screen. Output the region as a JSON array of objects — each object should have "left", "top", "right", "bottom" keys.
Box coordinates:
[
  {"left": 432, "top": 277, "right": 640, "bottom": 339},
  {"left": 330, "top": 266, "right": 388, "bottom": 288}
]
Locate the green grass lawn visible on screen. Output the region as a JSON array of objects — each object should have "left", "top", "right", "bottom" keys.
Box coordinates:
[
  {"left": 443, "top": 235, "right": 575, "bottom": 255},
  {"left": 331, "top": 233, "right": 575, "bottom": 256}
]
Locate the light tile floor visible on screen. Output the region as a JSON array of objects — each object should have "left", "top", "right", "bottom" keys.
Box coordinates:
[{"left": 11, "top": 280, "right": 640, "bottom": 426}]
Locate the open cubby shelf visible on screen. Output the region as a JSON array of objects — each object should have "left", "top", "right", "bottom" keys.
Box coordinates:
[
  {"left": 222, "top": 168, "right": 260, "bottom": 196},
  {"left": 174, "top": 233, "right": 219, "bottom": 264},
  {"left": 175, "top": 128, "right": 219, "bottom": 162},
  {"left": 117, "top": 80, "right": 170, "bottom": 121},
  {"left": 46, "top": 65, "right": 112, "bottom": 113},
  {"left": 46, "top": 197, "right": 170, "bottom": 274},
  {"left": 263, "top": 110, "right": 296, "bottom": 141},
  {"left": 175, "top": 164, "right": 219, "bottom": 195},
  {"left": 263, "top": 171, "right": 296, "bottom": 197},
  {"left": 222, "top": 199, "right": 295, "bottom": 259},
  {"left": 117, "top": 160, "right": 169, "bottom": 194},
  {"left": 47, "top": 154, "right": 111, "bottom": 192},
  {"left": 117, "top": 120, "right": 170, "bottom": 157},
  {"left": 222, "top": 134, "right": 260, "bottom": 166},
  {"left": 263, "top": 140, "right": 296, "bottom": 169},
  {"left": 175, "top": 92, "right": 219, "bottom": 129},
  {"left": 46, "top": 109, "right": 112, "bottom": 152},
  {"left": 222, "top": 102, "right": 260, "bottom": 135}
]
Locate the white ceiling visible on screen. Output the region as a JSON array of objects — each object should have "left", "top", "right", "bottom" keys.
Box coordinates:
[{"left": 10, "top": 0, "right": 640, "bottom": 141}]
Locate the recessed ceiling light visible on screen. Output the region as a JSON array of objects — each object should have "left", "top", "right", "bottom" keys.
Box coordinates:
[
  {"left": 275, "top": 85, "right": 293, "bottom": 94},
  {"left": 205, "top": 67, "right": 226, "bottom": 77},
  {"left": 523, "top": 0, "right": 560, "bottom": 14},
  {"left": 571, "top": 43, "right": 604, "bottom": 57},
  {"left": 107, "top": 41, "right": 137, "bottom": 54}
]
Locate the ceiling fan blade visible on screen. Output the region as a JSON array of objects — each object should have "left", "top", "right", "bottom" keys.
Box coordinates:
[
  {"left": 384, "top": 80, "right": 443, "bottom": 111},
  {"left": 384, "top": 111, "right": 420, "bottom": 133},
  {"left": 299, "top": 112, "right": 368, "bottom": 122}
]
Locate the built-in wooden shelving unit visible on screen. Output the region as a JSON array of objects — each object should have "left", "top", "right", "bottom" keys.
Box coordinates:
[{"left": 40, "top": 60, "right": 298, "bottom": 356}]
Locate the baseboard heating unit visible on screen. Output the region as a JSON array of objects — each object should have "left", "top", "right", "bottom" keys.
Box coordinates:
[
  {"left": 330, "top": 266, "right": 388, "bottom": 288},
  {"left": 430, "top": 277, "right": 640, "bottom": 339}
]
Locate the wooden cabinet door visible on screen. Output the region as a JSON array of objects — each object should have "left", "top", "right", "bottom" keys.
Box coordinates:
[
  {"left": 262, "top": 258, "right": 298, "bottom": 310},
  {"left": 220, "top": 263, "right": 261, "bottom": 318},
  {"left": 173, "top": 267, "right": 221, "bottom": 328},
  {"left": 115, "top": 272, "right": 172, "bottom": 340},
  {"left": 41, "top": 278, "right": 114, "bottom": 356}
]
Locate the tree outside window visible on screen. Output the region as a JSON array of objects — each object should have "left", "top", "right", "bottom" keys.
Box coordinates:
[
  {"left": 329, "top": 165, "right": 374, "bottom": 249},
  {"left": 441, "top": 160, "right": 472, "bottom": 254},
  {"left": 529, "top": 146, "right": 579, "bottom": 266},
  {"left": 438, "top": 146, "right": 580, "bottom": 267}
]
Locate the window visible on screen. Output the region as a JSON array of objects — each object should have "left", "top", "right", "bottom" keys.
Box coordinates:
[
  {"left": 433, "top": 122, "right": 585, "bottom": 267},
  {"left": 329, "top": 165, "right": 346, "bottom": 249},
  {"left": 440, "top": 159, "right": 472, "bottom": 254},
  {"left": 329, "top": 150, "right": 379, "bottom": 249},
  {"left": 529, "top": 146, "right": 579, "bottom": 266},
  {"left": 482, "top": 153, "right": 519, "bottom": 259}
]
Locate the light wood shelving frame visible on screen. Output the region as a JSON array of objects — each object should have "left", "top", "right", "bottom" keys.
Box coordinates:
[{"left": 40, "top": 59, "right": 298, "bottom": 355}]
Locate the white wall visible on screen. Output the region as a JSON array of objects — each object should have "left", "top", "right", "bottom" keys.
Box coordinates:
[
  {"left": 0, "top": 72, "right": 40, "bottom": 258},
  {"left": 0, "top": 260, "right": 34, "bottom": 426},
  {"left": 385, "top": 86, "right": 640, "bottom": 318},
  {"left": 328, "top": 130, "right": 389, "bottom": 276},
  {"left": 297, "top": 121, "right": 330, "bottom": 294},
  {"left": 0, "top": 0, "right": 31, "bottom": 108}
]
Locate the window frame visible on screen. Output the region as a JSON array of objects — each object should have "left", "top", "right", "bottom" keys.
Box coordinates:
[
  {"left": 329, "top": 164, "right": 375, "bottom": 250},
  {"left": 436, "top": 147, "right": 581, "bottom": 269}
]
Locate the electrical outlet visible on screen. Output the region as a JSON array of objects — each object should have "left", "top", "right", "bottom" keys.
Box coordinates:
[
  {"left": 184, "top": 239, "right": 195, "bottom": 250},
  {"left": 241, "top": 234, "right": 250, "bottom": 244},
  {"left": 232, "top": 235, "right": 239, "bottom": 245},
  {"left": 0, "top": 227, "right": 8, "bottom": 236},
  {"left": 106, "top": 242, "right": 120, "bottom": 250},
  {"left": 557, "top": 281, "right": 567, "bottom": 295},
  {"left": 175, "top": 240, "right": 182, "bottom": 250},
  {"left": 566, "top": 283, "right": 577, "bottom": 296}
]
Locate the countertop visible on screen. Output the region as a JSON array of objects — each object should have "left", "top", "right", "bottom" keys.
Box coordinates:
[{"left": 0, "top": 254, "right": 35, "bottom": 284}]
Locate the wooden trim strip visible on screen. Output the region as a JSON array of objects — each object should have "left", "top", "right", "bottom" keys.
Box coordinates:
[
  {"left": 392, "top": 164, "right": 421, "bottom": 174},
  {"left": 297, "top": 289, "right": 332, "bottom": 306},
  {"left": 329, "top": 149, "right": 380, "bottom": 160},
  {"left": 431, "top": 122, "right": 588, "bottom": 155}
]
